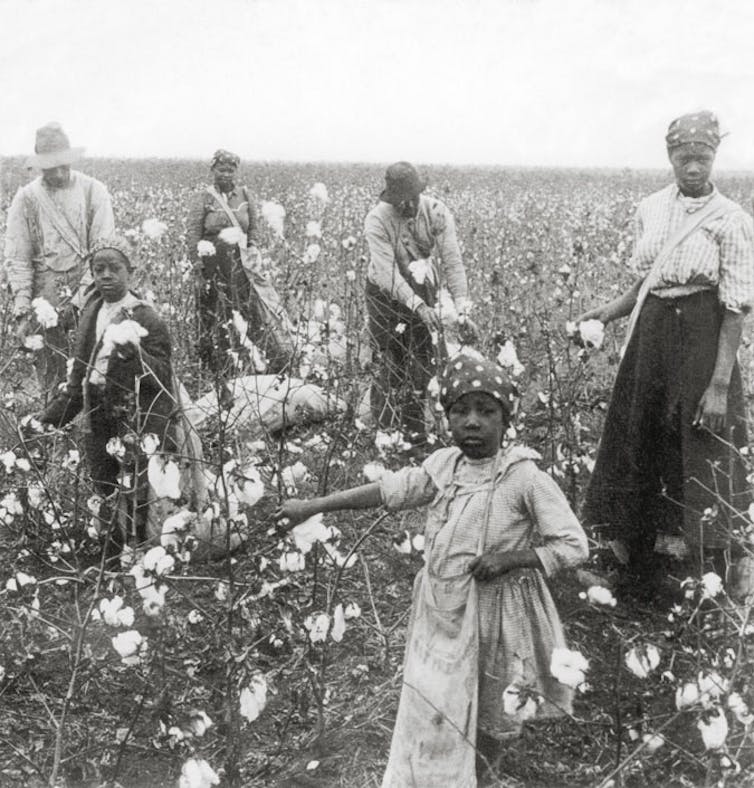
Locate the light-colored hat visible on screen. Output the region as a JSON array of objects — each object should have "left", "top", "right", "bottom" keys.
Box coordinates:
[
  {"left": 26, "top": 122, "right": 84, "bottom": 170},
  {"left": 89, "top": 236, "right": 137, "bottom": 270}
]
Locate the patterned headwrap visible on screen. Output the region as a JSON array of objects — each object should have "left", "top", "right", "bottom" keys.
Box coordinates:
[
  {"left": 89, "top": 235, "right": 137, "bottom": 270},
  {"left": 439, "top": 353, "right": 518, "bottom": 417},
  {"left": 211, "top": 149, "right": 240, "bottom": 169},
  {"left": 665, "top": 111, "right": 721, "bottom": 151}
]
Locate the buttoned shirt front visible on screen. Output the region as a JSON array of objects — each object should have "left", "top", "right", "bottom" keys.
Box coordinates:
[{"left": 629, "top": 184, "right": 754, "bottom": 312}]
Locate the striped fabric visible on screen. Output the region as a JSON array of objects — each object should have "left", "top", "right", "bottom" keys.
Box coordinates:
[
  {"left": 379, "top": 445, "right": 589, "bottom": 737},
  {"left": 629, "top": 184, "right": 754, "bottom": 313}
]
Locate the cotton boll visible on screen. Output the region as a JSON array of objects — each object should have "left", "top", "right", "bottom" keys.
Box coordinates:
[
  {"left": 31, "top": 297, "right": 58, "bottom": 328},
  {"left": 147, "top": 455, "right": 182, "bottom": 499},
  {"left": 196, "top": 240, "right": 216, "bottom": 257},
  {"left": 331, "top": 604, "right": 346, "bottom": 642},
  {"left": 239, "top": 674, "right": 268, "bottom": 722},
  {"left": 141, "top": 218, "right": 168, "bottom": 239},
  {"left": 218, "top": 226, "right": 244, "bottom": 245},
  {"left": 624, "top": 644, "right": 661, "bottom": 679},
  {"left": 179, "top": 757, "right": 220, "bottom": 788},
  {"left": 550, "top": 647, "right": 589, "bottom": 689},
  {"left": 579, "top": 319, "right": 604, "bottom": 349},
  {"left": 698, "top": 707, "right": 729, "bottom": 750}
]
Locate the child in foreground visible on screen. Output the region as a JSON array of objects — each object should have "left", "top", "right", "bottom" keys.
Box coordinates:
[
  {"left": 39, "top": 236, "right": 180, "bottom": 553},
  {"left": 276, "top": 354, "right": 588, "bottom": 787}
]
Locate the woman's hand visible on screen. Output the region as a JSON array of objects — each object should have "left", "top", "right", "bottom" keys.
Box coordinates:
[
  {"left": 694, "top": 381, "right": 729, "bottom": 434},
  {"left": 274, "top": 499, "right": 318, "bottom": 530},
  {"left": 468, "top": 551, "right": 519, "bottom": 581}
]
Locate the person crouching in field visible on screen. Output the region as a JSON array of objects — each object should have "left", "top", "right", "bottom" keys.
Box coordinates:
[
  {"left": 276, "top": 353, "right": 588, "bottom": 786},
  {"left": 37, "top": 236, "right": 181, "bottom": 555},
  {"left": 364, "top": 162, "right": 474, "bottom": 455}
]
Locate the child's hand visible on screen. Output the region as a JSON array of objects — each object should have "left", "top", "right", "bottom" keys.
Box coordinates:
[
  {"left": 274, "top": 499, "right": 316, "bottom": 530},
  {"left": 468, "top": 552, "right": 518, "bottom": 581}
]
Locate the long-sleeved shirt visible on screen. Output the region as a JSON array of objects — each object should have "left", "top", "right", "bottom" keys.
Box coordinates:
[
  {"left": 364, "top": 195, "right": 469, "bottom": 312},
  {"left": 185, "top": 184, "right": 259, "bottom": 262},
  {"left": 629, "top": 184, "right": 754, "bottom": 313},
  {"left": 3, "top": 171, "right": 115, "bottom": 315}
]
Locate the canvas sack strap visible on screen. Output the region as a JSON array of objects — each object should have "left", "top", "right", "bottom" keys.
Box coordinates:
[
  {"left": 621, "top": 194, "right": 737, "bottom": 355},
  {"left": 206, "top": 186, "right": 248, "bottom": 248},
  {"left": 31, "top": 180, "right": 88, "bottom": 259}
]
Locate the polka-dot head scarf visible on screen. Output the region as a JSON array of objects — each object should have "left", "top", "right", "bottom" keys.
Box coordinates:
[
  {"left": 439, "top": 353, "right": 518, "bottom": 418},
  {"left": 665, "top": 111, "right": 721, "bottom": 151},
  {"left": 211, "top": 149, "right": 240, "bottom": 169}
]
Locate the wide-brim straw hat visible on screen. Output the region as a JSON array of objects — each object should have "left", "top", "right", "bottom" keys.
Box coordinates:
[{"left": 26, "top": 122, "right": 84, "bottom": 169}]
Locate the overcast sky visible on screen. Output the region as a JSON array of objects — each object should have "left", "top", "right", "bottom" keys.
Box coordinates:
[{"left": 2, "top": 0, "right": 754, "bottom": 169}]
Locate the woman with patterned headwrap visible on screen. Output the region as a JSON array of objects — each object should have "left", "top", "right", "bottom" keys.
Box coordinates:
[
  {"left": 186, "top": 150, "right": 293, "bottom": 403},
  {"left": 578, "top": 111, "right": 754, "bottom": 594}
]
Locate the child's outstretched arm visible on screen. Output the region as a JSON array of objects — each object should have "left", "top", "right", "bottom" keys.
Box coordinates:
[{"left": 275, "top": 483, "right": 382, "bottom": 529}]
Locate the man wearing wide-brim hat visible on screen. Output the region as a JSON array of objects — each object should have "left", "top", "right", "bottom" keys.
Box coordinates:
[
  {"left": 4, "top": 122, "right": 115, "bottom": 396},
  {"left": 364, "top": 161, "right": 473, "bottom": 453}
]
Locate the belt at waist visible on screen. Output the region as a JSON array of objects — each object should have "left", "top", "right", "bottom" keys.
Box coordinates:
[{"left": 649, "top": 283, "right": 713, "bottom": 300}]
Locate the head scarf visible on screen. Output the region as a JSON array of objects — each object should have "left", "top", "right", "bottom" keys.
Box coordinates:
[
  {"left": 89, "top": 235, "right": 137, "bottom": 270},
  {"left": 439, "top": 353, "right": 518, "bottom": 417},
  {"left": 665, "top": 111, "right": 721, "bottom": 151},
  {"left": 211, "top": 149, "right": 240, "bottom": 169}
]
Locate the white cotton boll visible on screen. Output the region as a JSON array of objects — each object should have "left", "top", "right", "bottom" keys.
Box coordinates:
[
  {"left": 305, "top": 613, "right": 330, "bottom": 644},
  {"left": 502, "top": 684, "right": 540, "bottom": 722},
  {"left": 186, "top": 709, "right": 213, "bottom": 737},
  {"left": 147, "top": 455, "right": 182, "bottom": 499},
  {"left": 303, "top": 243, "right": 321, "bottom": 265},
  {"left": 179, "top": 757, "right": 220, "bottom": 788},
  {"left": 331, "top": 604, "right": 346, "bottom": 642},
  {"left": 281, "top": 461, "right": 311, "bottom": 491},
  {"left": 342, "top": 236, "right": 357, "bottom": 250},
  {"left": 233, "top": 465, "right": 264, "bottom": 506},
  {"left": 218, "top": 226, "right": 244, "bottom": 245},
  {"left": 624, "top": 644, "right": 661, "bottom": 678},
  {"left": 344, "top": 602, "right": 361, "bottom": 620},
  {"left": 141, "top": 218, "right": 168, "bottom": 239},
  {"left": 31, "top": 297, "right": 58, "bottom": 328},
  {"left": 701, "top": 572, "right": 724, "bottom": 599},
  {"left": 196, "top": 240, "right": 216, "bottom": 257},
  {"left": 291, "top": 514, "right": 330, "bottom": 553},
  {"left": 23, "top": 333, "right": 44, "bottom": 351},
  {"left": 642, "top": 733, "right": 665, "bottom": 753},
  {"left": 306, "top": 221, "right": 322, "bottom": 238},
  {"left": 105, "top": 437, "right": 126, "bottom": 461},
  {"left": 142, "top": 546, "right": 175, "bottom": 576},
  {"left": 278, "top": 551, "right": 306, "bottom": 572},
  {"left": 0, "top": 452, "right": 16, "bottom": 473},
  {"left": 322, "top": 542, "right": 357, "bottom": 569},
  {"left": 580, "top": 585, "right": 617, "bottom": 607},
  {"left": 496, "top": 340, "right": 525, "bottom": 377},
  {"left": 309, "top": 182, "right": 329, "bottom": 204},
  {"left": 411, "top": 534, "right": 425, "bottom": 553},
  {"left": 141, "top": 585, "right": 167, "bottom": 617},
  {"left": 103, "top": 319, "right": 148, "bottom": 348},
  {"left": 550, "top": 647, "right": 589, "bottom": 689},
  {"left": 239, "top": 674, "right": 268, "bottom": 723},
  {"left": 362, "top": 462, "right": 387, "bottom": 482},
  {"left": 408, "top": 258, "right": 435, "bottom": 286},
  {"left": 214, "top": 580, "right": 229, "bottom": 602},
  {"left": 140, "top": 433, "right": 160, "bottom": 456},
  {"left": 161, "top": 509, "right": 195, "bottom": 551},
  {"left": 261, "top": 201, "right": 286, "bottom": 238},
  {"left": 698, "top": 672, "right": 728, "bottom": 707},
  {"left": 698, "top": 707, "right": 729, "bottom": 750},
  {"left": 27, "top": 483, "right": 45, "bottom": 509},
  {"left": 111, "top": 630, "right": 145, "bottom": 665},
  {"left": 579, "top": 319, "right": 604, "bottom": 349},
  {"left": 565, "top": 321, "right": 578, "bottom": 337},
  {"left": 676, "top": 682, "right": 700, "bottom": 710}
]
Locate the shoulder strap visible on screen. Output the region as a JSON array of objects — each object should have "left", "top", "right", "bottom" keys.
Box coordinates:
[
  {"left": 31, "top": 179, "right": 87, "bottom": 259},
  {"left": 621, "top": 194, "right": 738, "bottom": 354},
  {"left": 206, "top": 186, "right": 242, "bottom": 230}
]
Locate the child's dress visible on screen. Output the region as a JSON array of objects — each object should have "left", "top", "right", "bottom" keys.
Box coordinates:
[{"left": 378, "top": 445, "right": 588, "bottom": 788}]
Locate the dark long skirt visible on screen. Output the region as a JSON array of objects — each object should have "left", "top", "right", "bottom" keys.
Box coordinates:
[
  {"left": 365, "top": 281, "right": 437, "bottom": 443},
  {"left": 583, "top": 290, "right": 749, "bottom": 563}
]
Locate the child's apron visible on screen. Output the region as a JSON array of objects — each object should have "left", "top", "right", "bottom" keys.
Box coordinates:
[{"left": 381, "top": 467, "right": 495, "bottom": 788}]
